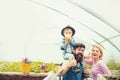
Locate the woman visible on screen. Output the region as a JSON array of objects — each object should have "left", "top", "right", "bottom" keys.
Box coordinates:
[{"left": 84, "top": 45, "right": 111, "bottom": 80}]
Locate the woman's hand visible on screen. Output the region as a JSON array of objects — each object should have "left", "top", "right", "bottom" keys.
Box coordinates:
[{"left": 84, "top": 52, "right": 91, "bottom": 59}]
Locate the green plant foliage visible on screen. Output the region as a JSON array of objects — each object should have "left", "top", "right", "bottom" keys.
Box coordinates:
[
  {"left": 107, "top": 58, "right": 120, "bottom": 70},
  {"left": 0, "top": 58, "right": 120, "bottom": 73},
  {"left": 0, "top": 62, "right": 20, "bottom": 72},
  {"left": 0, "top": 61, "right": 58, "bottom": 73},
  {"left": 45, "top": 62, "right": 58, "bottom": 73},
  {"left": 85, "top": 64, "right": 91, "bottom": 69},
  {"left": 30, "top": 62, "right": 43, "bottom": 73}
]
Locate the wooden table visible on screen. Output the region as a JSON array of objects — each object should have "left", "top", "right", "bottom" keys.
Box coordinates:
[{"left": 0, "top": 72, "right": 47, "bottom": 80}]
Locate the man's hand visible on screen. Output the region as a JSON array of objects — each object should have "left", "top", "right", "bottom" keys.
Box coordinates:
[
  {"left": 56, "top": 60, "right": 77, "bottom": 76},
  {"left": 83, "top": 68, "right": 89, "bottom": 74}
]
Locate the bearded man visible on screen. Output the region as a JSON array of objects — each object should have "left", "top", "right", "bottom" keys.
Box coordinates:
[{"left": 62, "top": 43, "right": 89, "bottom": 80}]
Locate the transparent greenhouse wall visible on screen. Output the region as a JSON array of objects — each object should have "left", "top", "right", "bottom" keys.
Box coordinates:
[
  {"left": 0, "top": 36, "right": 119, "bottom": 64},
  {"left": 101, "top": 36, "right": 120, "bottom": 63}
]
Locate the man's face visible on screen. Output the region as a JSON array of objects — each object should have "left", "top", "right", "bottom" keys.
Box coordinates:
[{"left": 73, "top": 47, "right": 85, "bottom": 62}]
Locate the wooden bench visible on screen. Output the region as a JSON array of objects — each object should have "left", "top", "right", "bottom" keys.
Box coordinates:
[
  {"left": 0, "top": 72, "right": 47, "bottom": 80},
  {"left": 0, "top": 70, "right": 119, "bottom": 80}
]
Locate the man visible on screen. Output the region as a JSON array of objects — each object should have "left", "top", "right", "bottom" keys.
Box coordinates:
[
  {"left": 62, "top": 43, "right": 89, "bottom": 80},
  {"left": 43, "top": 43, "right": 89, "bottom": 80}
]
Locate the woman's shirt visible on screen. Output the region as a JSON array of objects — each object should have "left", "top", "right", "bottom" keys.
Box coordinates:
[{"left": 85, "top": 59, "right": 111, "bottom": 80}]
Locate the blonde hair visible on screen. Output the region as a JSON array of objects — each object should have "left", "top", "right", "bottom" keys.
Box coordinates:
[{"left": 92, "top": 45, "right": 103, "bottom": 59}]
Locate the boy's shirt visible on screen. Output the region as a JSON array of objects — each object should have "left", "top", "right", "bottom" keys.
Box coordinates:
[{"left": 61, "top": 37, "right": 75, "bottom": 54}]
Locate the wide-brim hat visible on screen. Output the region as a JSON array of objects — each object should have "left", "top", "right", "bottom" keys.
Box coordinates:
[{"left": 61, "top": 25, "right": 75, "bottom": 36}]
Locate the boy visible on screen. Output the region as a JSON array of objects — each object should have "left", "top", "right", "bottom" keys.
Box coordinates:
[{"left": 56, "top": 25, "right": 79, "bottom": 76}]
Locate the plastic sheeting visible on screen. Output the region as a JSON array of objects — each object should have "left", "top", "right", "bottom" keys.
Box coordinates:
[{"left": 0, "top": 0, "right": 120, "bottom": 63}]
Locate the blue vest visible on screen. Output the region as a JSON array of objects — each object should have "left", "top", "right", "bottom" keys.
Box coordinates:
[{"left": 63, "top": 63, "right": 83, "bottom": 80}]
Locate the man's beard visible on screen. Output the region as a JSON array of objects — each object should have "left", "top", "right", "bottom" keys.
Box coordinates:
[{"left": 74, "top": 53, "right": 83, "bottom": 63}]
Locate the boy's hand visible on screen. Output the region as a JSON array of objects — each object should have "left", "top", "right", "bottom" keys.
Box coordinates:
[{"left": 65, "top": 35, "right": 71, "bottom": 42}]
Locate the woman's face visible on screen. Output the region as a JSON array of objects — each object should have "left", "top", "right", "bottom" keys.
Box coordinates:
[{"left": 91, "top": 47, "right": 102, "bottom": 60}]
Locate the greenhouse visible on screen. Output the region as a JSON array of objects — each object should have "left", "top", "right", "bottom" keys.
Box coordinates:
[{"left": 0, "top": 0, "right": 120, "bottom": 80}]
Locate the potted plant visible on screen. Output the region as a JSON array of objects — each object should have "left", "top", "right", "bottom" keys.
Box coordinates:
[{"left": 20, "top": 57, "right": 31, "bottom": 74}]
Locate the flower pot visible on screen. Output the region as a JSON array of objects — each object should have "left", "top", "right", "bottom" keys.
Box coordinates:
[{"left": 20, "top": 62, "right": 31, "bottom": 74}]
